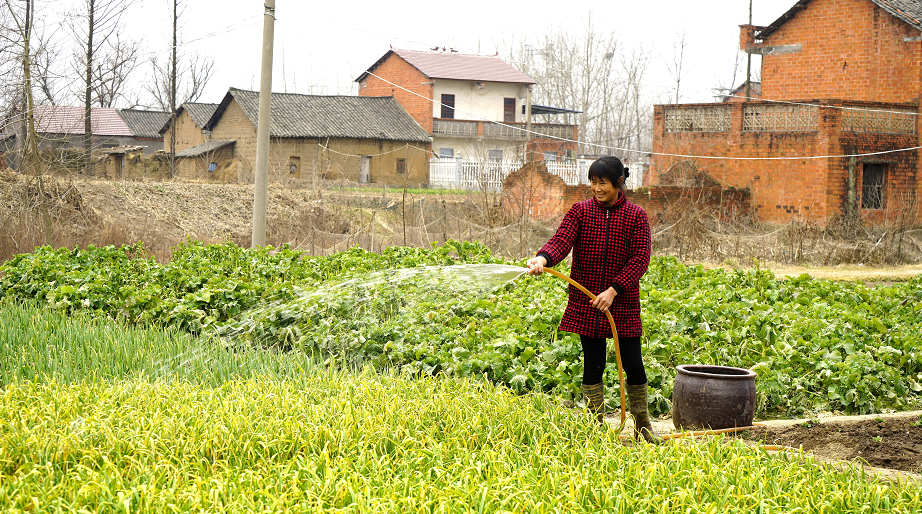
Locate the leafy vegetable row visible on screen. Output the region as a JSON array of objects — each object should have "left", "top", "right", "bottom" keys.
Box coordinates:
[{"left": 2, "top": 241, "right": 920, "bottom": 418}]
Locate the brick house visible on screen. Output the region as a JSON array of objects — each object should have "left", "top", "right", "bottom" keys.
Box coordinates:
[
  {"left": 2, "top": 105, "right": 174, "bottom": 170},
  {"left": 356, "top": 48, "right": 579, "bottom": 168},
  {"left": 173, "top": 88, "right": 431, "bottom": 184},
  {"left": 159, "top": 102, "right": 219, "bottom": 153},
  {"left": 650, "top": 0, "right": 922, "bottom": 225}
]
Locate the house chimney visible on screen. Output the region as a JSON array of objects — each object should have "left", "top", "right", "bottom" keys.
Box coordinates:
[{"left": 739, "top": 25, "right": 766, "bottom": 51}]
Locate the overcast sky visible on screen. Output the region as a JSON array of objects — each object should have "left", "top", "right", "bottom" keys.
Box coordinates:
[{"left": 98, "top": 0, "right": 794, "bottom": 108}]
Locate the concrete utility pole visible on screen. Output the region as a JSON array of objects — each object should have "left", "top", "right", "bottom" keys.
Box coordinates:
[
  {"left": 251, "top": 0, "right": 275, "bottom": 248},
  {"left": 746, "top": 0, "right": 753, "bottom": 100}
]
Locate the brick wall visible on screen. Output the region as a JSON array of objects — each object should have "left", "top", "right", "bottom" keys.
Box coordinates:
[
  {"left": 163, "top": 110, "right": 207, "bottom": 153},
  {"left": 358, "top": 53, "right": 434, "bottom": 133},
  {"left": 650, "top": 100, "right": 921, "bottom": 225},
  {"left": 501, "top": 160, "right": 751, "bottom": 224},
  {"left": 503, "top": 162, "right": 585, "bottom": 220},
  {"left": 758, "top": 0, "right": 922, "bottom": 103}
]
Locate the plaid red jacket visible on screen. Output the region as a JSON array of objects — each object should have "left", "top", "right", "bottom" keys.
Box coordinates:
[{"left": 537, "top": 192, "right": 651, "bottom": 339}]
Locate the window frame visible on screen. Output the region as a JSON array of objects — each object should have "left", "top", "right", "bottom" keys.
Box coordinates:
[
  {"left": 503, "top": 98, "right": 516, "bottom": 123},
  {"left": 861, "top": 163, "right": 886, "bottom": 210},
  {"left": 440, "top": 94, "right": 455, "bottom": 119}
]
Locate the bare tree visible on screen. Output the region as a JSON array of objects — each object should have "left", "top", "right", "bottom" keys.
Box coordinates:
[
  {"left": 89, "top": 32, "right": 141, "bottom": 107},
  {"left": 665, "top": 30, "right": 688, "bottom": 105},
  {"left": 69, "top": 0, "right": 135, "bottom": 174},
  {"left": 145, "top": 51, "right": 215, "bottom": 111},
  {"left": 142, "top": 0, "right": 215, "bottom": 178},
  {"left": 2, "top": 0, "right": 52, "bottom": 244},
  {"left": 503, "top": 14, "right": 654, "bottom": 160}
]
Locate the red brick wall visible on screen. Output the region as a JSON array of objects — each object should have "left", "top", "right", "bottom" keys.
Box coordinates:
[
  {"left": 502, "top": 162, "right": 589, "bottom": 220},
  {"left": 358, "top": 53, "right": 434, "bottom": 133},
  {"left": 650, "top": 100, "right": 921, "bottom": 225},
  {"left": 501, "top": 161, "right": 751, "bottom": 225},
  {"left": 758, "top": 0, "right": 922, "bottom": 103},
  {"left": 628, "top": 187, "right": 751, "bottom": 225}
]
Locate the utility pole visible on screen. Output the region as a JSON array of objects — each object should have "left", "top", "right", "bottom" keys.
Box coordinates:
[
  {"left": 525, "top": 85, "right": 532, "bottom": 162},
  {"left": 251, "top": 0, "right": 275, "bottom": 248},
  {"left": 169, "top": 0, "right": 177, "bottom": 178},
  {"left": 746, "top": 0, "right": 753, "bottom": 100}
]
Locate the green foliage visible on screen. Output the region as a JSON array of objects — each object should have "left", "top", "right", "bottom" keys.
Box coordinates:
[
  {"left": 0, "top": 300, "right": 318, "bottom": 387},
  {"left": 3, "top": 374, "right": 921, "bottom": 512},
  {"left": 2, "top": 243, "right": 921, "bottom": 419}
]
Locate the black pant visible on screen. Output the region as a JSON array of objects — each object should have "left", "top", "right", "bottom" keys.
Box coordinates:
[{"left": 580, "top": 335, "right": 647, "bottom": 386}]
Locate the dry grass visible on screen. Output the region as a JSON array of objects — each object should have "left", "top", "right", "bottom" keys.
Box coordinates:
[{"left": 1, "top": 170, "right": 920, "bottom": 269}]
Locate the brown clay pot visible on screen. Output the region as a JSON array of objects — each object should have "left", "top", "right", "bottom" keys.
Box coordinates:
[{"left": 672, "top": 365, "right": 757, "bottom": 430}]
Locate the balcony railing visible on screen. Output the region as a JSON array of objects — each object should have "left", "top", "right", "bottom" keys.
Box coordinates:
[
  {"left": 842, "top": 106, "right": 916, "bottom": 134},
  {"left": 432, "top": 119, "right": 478, "bottom": 137},
  {"left": 663, "top": 102, "right": 918, "bottom": 135},
  {"left": 433, "top": 119, "right": 575, "bottom": 140}
]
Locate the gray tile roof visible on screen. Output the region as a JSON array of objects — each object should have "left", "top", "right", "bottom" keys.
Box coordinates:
[
  {"left": 157, "top": 102, "right": 219, "bottom": 135},
  {"left": 175, "top": 140, "right": 235, "bottom": 158},
  {"left": 117, "top": 109, "right": 170, "bottom": 139},
  {"left": 183, "top": 103, "right": 219, "bottom": 128},
  {"left": 760, "top": 0, "right": 922, "bottom": 39},
  {"left": 357, "top": 49, "right": 536, "bottom": 85},
  {"left": 209, "top": 88, "right": 431, "bottom": 142}
]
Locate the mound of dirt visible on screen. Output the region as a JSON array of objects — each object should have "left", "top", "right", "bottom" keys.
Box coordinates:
[{"left": 745, "top": 416, "right": 922, "bottom": 473}]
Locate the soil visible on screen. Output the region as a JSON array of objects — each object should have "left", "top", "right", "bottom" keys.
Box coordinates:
[
  {"left": 745, "top": 417, "right": 922, "bottom": 474},
  {"left": 647, "top": 412, "right": 922, "bottom": 482}
]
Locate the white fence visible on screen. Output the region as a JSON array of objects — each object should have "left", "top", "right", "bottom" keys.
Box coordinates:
[{"left": 428, "top": 158, "right": 642, "bottom": 191}]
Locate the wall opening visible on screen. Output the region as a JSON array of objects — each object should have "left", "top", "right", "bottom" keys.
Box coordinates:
[{"left": 861, "top": 163, "right": 886, "bottom": 209}]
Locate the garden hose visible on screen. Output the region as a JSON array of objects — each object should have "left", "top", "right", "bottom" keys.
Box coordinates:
[
  {"left": 539, "top": 267, "right": 628, "bottom": 435},
  {"left": 539, "top": 267, "right": 769, "bottom": 442}
]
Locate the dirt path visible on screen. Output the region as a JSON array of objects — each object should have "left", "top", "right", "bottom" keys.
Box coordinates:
[
  {"left": 638, "top": 411, "right": 922, "bottom": 483},
  {"left": 769, "top": 264, "right": 922, "bottom": 283}
]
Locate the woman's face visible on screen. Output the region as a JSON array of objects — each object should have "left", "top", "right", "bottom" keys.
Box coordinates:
[{"left": 590, "top": 176, "right": 619, "bottom": 206}]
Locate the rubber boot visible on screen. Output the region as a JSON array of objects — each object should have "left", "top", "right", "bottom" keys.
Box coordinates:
[
  {"left": 581, "top": 382, "right": 605, "bottom": 424},
  {"left": 626, "top": 383, "right": 661, "bottom": 444}
]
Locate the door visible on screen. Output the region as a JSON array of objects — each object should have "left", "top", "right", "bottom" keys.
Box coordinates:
[{"left": 360, "top": 156, "right": 371, "bottom": 183}]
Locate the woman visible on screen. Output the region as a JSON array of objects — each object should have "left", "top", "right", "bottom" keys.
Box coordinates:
[{"left": 526, "top": 156, "right": 658, "bottom": 443}]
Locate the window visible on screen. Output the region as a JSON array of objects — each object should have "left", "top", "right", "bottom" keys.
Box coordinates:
[
  {"left": 861, "top": 164, "right": 886, "bottom": 209},
  {"left": 289, "top": 156, "right": 300, "bottom": 174},
  {"left": 544, "top": 151, "right": 558, "bottom": 162},
  {"left": 208, "top": 162, "right": 217, "bottom": 172},
  {"left": 504, "top": 98, "right": 516, "bottom": 123},
  {"left": 439, "top": 148, "right": 455, "bottom": 159},
  {"left": 441, "top": 94, "right": 455, "bottom": 119},
  {"left": 488, "top": 150, "right": 503, "bottom": 162},
  {"left": 396, "top": 158, "right": 406, "bottom": 173}
]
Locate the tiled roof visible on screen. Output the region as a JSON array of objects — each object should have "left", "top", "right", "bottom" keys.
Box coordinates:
[
  {"left": 157, "top": 102, "right": 219, "bottom": 135},
  {"left": 357, "top": 49, "right": 536, "bottom": 85},
  {"left": 760, "top": 0, "right": 922, "bottom": 39},
  {"left": 184, "top": 103, "right": 219, "bottom": 127},
  {"left": 209, "top": 88, "right": 431, "bottom": 142},
  {"left": 32, "top": 105, "right": 133, "bottom": 136},
  {"left": 117, "top": 109, "right": 170, "bottom": 139},
  {"left": 175, "top": 140, "right": 235, "bottom": 157}
]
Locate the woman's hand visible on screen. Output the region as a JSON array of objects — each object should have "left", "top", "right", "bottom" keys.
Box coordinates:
[
  {"left": 526, "top": 256, "right": 547, "bottom": 275},
  {"left": 591, "top": 287, "right": 617, "bottom": 312}
]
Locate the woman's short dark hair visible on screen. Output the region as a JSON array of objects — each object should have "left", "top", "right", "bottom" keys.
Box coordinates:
[{"left": 588, "top": 156, "right": 629, "bottom": 187}]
